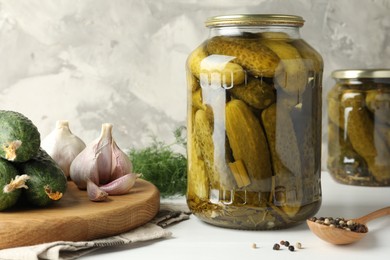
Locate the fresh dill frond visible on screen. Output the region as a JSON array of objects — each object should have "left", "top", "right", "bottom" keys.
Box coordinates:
[{"left": 129, "top": 127, "right": 187, "bottom": 197}]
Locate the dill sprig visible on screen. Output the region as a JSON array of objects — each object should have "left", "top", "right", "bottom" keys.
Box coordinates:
[{"left": 129, "top": 127, "right": 187, "bottom": 197}]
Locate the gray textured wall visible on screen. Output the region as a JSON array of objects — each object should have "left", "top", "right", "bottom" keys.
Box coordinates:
[{"left": 0, "top": 0, "right": 389, "bottom": 167}]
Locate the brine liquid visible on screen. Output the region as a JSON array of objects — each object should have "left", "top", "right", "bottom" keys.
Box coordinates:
[{"left": 186, "top": 33, "right": 323, "bottom": 230}]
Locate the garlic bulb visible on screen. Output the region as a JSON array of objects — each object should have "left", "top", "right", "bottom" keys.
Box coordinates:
[
  {"left": 70, "top": 123, "right": 138, "bottom": 201},
  {"left": 42, "top": 120, "right": 86, "bottom": 178}
]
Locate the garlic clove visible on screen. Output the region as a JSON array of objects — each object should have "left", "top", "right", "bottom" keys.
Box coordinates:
[
  {"left": 95, "top": 123, "right": 113, "bottom": 185},
  {"left": 42, "top": 120, "right": 86, "bottom": 178},
  {"left": 70, "top": 144, "right": 100, "bottom": 190},
  {"left": 111, "top": 140, "right": 133, "bottom": 181},
  {"left": 87, "top": 179, "right": 108, "bottom": 201},
  {"left": 100, "top": 173, "right": 139, "bottom": 195}
]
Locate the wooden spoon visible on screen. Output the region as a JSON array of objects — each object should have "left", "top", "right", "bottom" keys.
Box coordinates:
[{"left": 307, "top": 207, "right": 390, "bottom": 245}]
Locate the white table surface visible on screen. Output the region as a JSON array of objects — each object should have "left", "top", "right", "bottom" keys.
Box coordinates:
[{"left": 82, "top": 171, "right": 390, "bottom": 260}]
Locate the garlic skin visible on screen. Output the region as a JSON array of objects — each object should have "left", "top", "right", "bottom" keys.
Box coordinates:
[
  {"left": 42, "top": 120, "right": 86, "bottom": 178},
  {"left": 70, "top": 123, "right": 137, "bottom": 201}
]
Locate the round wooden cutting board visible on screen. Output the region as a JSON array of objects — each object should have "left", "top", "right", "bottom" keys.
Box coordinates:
[{"left": 0, "top": 179, "right": 160, "bottom": 249}]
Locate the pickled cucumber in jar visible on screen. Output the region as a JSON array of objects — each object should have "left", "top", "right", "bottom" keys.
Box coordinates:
[
  {"left": 186, "top": 14, "right": 323, "bottom": 230},
  {"left": 327, "top": 69, "right": 390, "bottom": 186}
]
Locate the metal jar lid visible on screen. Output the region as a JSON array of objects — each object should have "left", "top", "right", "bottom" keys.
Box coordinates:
[
  {"left": 332, "top": 69, "right": 390, "bottom": 79},
  {"left": 205, "top": 14, "right": 305, "bottom": 28}
]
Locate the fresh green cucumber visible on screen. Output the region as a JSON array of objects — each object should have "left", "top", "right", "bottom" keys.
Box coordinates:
[
  {"left": 18, "top": 149, "right": 67, "bottom": 207},
  {"left": 0, "top": 110, "right": 40, "bottom": 162},
  {"left": 0, "top": 159, "right": 25, "bottom": 211}
]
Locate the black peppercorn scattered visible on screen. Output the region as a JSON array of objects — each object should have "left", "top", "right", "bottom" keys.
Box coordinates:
[{"left": 273, "top": 240, "right": 302, "bottom": 252}]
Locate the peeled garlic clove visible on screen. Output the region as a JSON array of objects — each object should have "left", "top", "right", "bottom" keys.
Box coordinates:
[
  {"left": 42, "top": 120, "right": 86, "bottom": 178},
  {"left": 111, "top": 140, "right": 133, "bottom": 181},
  {"left": 70, "top": 144, "right": 100, "bottom": 190},
  {"left": 100, "top": 173, "right": 139, "bottom": 195},
  {"left": 87, "top": 179, "right": 108, "bottom": 201}
]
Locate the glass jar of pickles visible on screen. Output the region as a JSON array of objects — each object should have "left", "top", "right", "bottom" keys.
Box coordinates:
[
  {"left": 186, "top": 14, "right": 323, "bottom": 230},
  {"left": 327, "top": 69, "right": 390, "bottom": 186}
]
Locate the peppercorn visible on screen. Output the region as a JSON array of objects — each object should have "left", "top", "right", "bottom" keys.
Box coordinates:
[
  {"left": 273, "top": 243, "right": 280, "bottom": 250},
  {"left": 280, "top": 240, "right": 285, "bottom": 246},
  {"left": 356, "top": 225, "right": 368, "bottom": 233},
  {"left": 288, "top": 245, "right": 295, "bottom": 251},
  {"left": 324, "top": 218, "right": 330, "bottom": 225},
  {"left": 308, "top": 216, "right": 368, "bottom": 233},
  {"left": 284, "top": 241, "right": 290, "bottom": 247}
]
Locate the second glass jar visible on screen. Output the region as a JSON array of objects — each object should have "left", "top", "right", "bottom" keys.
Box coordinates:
[
  {"left": 327, "top": 69, "right": 390, "bottom": 186},
  {"left": 186, "top": 14, "right": 323, "bottom": 230}
]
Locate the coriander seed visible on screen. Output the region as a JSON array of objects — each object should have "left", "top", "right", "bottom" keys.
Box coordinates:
[{"left": 295, "top": 242, "right": 302, "bottom": 249}]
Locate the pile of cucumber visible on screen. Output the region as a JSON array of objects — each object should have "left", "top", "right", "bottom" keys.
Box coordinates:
[{"left": 0, "top": 110, "right": 67, "bottom": 210}]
